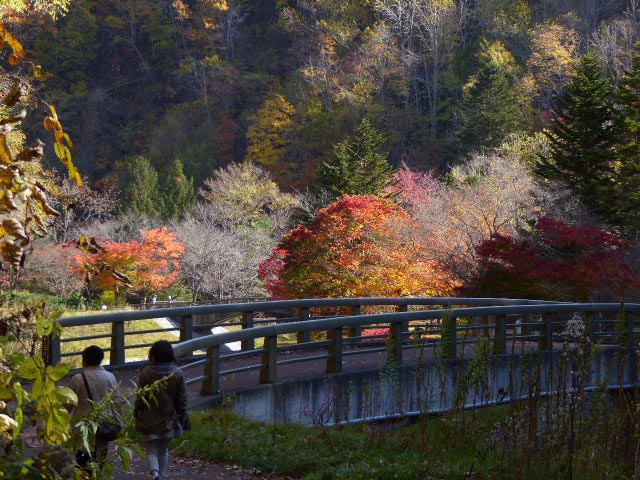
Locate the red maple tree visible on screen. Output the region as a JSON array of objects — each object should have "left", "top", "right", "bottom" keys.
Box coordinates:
[{"left": 463, "top": 217, "right": 638, "bottom": 301}]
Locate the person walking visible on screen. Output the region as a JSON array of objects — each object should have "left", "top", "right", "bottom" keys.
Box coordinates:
[
  {"left": 134, "top": 340, "right": 189, "bottom": 480},
  {"left": 67, "top": 345, "right": 118, "bottom": 469}
]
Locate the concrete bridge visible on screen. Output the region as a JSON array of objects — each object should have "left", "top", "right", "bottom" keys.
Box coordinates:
[{"left": 52, "top": 298, "right": 640, "bottom": 425}]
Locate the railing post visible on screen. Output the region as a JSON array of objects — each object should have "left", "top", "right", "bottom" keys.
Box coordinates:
[
  {"left": 297, "top": 307, "right": 311, "bottom": 344},
  {"left": 179, "top": 315, "right": 193, "bottom": 357},
  {"left": 49, "top": 334, "right": 61, "bottom": 365},
  {"left": 349, "top": 305, "right": 362, "bottom": 339},
  {"left": 441, "top": 314, "right": 457, "bottom": 360},
  {"left": 242, "top": 311, "right": 255, "bottom": 350},
  {"left": 110, "top": 320, "right": 125, "bottom": 366},
  {"left": 326, "top": 327, "right": 343, "bottom": 373},
  {"left": 201, "top": 345, "right": 220, "bottom": 395},
  {"left": 42, "top": 332, "right": 58, "bottom": 366},
  {"left": 476, "top": 315, "right": 489, "bottom": 338},
  {"left": 494, "top": 314, "right": 507, "bottom": 355},
  {"left": 389, "top": 320, "right": 404, "bottom": 364},
  {"left": 396, "top": 304, "right": 409, "bottom": 334},
  {"left": 539, "top": 314, "right": 553, "bottom": 353},
  {"left": 259, "top": 335, "right": 277, "bottom": 383},
  {"left": 629, "top": 313, "right": 636, "bottom": 348}
]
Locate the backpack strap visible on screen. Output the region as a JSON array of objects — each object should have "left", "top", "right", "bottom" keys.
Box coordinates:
[{"left": 80, "top": 372, "right": 94, "bottom": 401}]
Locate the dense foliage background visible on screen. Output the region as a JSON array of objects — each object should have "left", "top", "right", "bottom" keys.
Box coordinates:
[{"left": 3, "top": 0, "right": 640, "bottom": 305}]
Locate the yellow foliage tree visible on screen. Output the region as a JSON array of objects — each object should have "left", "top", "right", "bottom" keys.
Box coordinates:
[{"left": 246, "top": 93, "right": 295, "bottom": 179}]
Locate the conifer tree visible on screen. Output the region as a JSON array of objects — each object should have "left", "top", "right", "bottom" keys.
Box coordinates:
[
  {"left": 121, "top": 155, "right": 163, "bottom": 217},
  {"left": 536, "top": 51, "right": 618, "bottom": 217},
  {"left": 612, "top": 44, "right": 640, "bottom": 239},
  {"left": 458, "top": 45, "right": 529, "bottom": 153},
  {"left": 160, "top": 158, "right": 195, "bottom": 220},
  {"left": 315, "top": 118, "right": 396, "bottom": 198}
]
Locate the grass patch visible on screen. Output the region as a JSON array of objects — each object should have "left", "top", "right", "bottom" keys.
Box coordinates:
[
  {"left": 175, "top": 407, "right": 511, "bottom": 480},
  {"left": 175, "top": 391, "right": 640, "bottom": 480}
]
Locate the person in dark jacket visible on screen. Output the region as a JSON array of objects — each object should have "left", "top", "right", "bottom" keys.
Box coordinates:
[{"left": 134, "top": 340, "right": 188, "bottom": 480}]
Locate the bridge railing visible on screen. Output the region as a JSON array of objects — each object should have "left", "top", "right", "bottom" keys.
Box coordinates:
[
  {"left": 49, "top": 297, "right": 557, "bottom": 367},
  {"left": 171, "top": 302, "right": 639, "bottom": 395}
]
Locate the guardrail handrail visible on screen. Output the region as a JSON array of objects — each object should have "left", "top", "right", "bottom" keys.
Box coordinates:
[
  {"left": 171, "top": 302, "right": 639, "bottom": 355},
  {"left": 56, "top": 297, "right": 560, "bottom": 327},
  {"left": 50, "top": 297, "right": 638, "bottom": 398}
]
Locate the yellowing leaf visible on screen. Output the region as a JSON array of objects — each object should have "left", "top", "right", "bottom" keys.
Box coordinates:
[
  {"left": 0, "top": 134, "right": 12, "bottom": 165},
  {"left": 7, "top": 53, "right": 20, "bottom": 65},
  {"left": 18, "top": 356, "right": 43, "bottom": 380},
  {"left": 3, "top": 79, "right": 24, "bottom": 107},
  {"left": 48, "top": 104, "right": 59, "bottom": 121},
  {"left": 0, "top": 190, "right": 16, "bottom": 211},
  {"left": 3, "top": 29, "right": 26, "bottom": 59},
  {"left": 43, "top": 116, "right": 58, "bottom": 131},
  {"left": 14, "top": 382, "right": 25, "bottom": 406},
  {"left": 0, "top": 413, "right": 18, "bottom": 431},
  {"left": 63, "top": 132, "right": 73, "bottom": 148},
  {"left": 55, "top": 386, "right": 77, "bottom": 406},
  {"left": 0, "top": 239, "right": 22, "bottom": 269},
  {"left": 12, "top": 407, "right": 23, "bottom": 437},
  {"left": 46, "top": 362, "right": 71, "bottom": 382},
  {"left": 2, "top": 218, "right": 27, "bottom": 240}
]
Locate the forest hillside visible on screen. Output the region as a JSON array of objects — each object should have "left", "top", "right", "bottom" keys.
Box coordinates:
[{"left": 1, "top": 0, "right": 639, "bottom": 306}]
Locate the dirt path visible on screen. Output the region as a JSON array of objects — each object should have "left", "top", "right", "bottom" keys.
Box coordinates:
[
  {"left": 109, "top": 452, "right": 289, "bottom": 480},
  {"left": 21, "top": 427, "right": 291, "bottom": 480}
]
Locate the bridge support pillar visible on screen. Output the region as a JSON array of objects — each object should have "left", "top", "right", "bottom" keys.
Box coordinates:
[
  {"left": 538, "top": 314, "right": 553, "bottom": 353},
  {"left": 110, "top": 320, "right": 125, "bottom": 366},
  {"left": 202, "top": 345, "right": 220, "bottom": 395},
  {"left": 297, "top": 308, "right": 311, "bottom": 344},
  {"left": 326, "top": 327, "right": 343, "bottom": 373},
  {"left": 349, "top": 305, "right": 362, "bottom": 339},
  {"left": 242, "top": 312, "right": 255, "bottom": 350},
  {"left": 494, "top": 315, "right": 507, "bottom": 355},
  {"left": 260, "top": 335, "right": 277, "bottom": 383},
  {"left": 442, "top": 315, "right": 457, "bottom": 360},
  {"left": 389, "top": 320, "right": 403, "bottom": 364},
  {"left": 179, "top": 315, "right": 193, "bottom": 356}
]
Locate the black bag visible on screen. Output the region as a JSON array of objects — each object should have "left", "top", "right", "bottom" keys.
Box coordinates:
[
  {"left": 81, "top": 372, "right": 122, "bottom": 441},
  {"left": 96, "top": 420, "right": 121, "bottom": 441},
  {"left": 182, "top": 413, "right": 191, "bottom": 431}
]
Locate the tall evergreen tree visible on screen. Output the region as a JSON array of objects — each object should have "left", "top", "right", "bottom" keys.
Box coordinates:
[
  {"left": 536, "top": 51, "right": 618, "bottom": 217},
  {"left": 315, "top": 118, "right": 396, "bottom": 198},
  {"left": 121, "top": 155, "right": 163, "bottom": 217},
  {"left": 458, "top": 55, "right": 529, "bottom": 153},
  {"left": 160, "top": 158, "right": 195, "bottom": 220},
  {"left": 613, "top": 44, "right": 640, "bottom": 239}
]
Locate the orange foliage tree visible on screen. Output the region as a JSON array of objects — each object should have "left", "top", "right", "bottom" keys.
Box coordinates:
[
  {"left": 75, "top": 227, "right": 185, "bottom": 304},
  {"left": 259, "top": 194, "right": 453, "bottom": 300}
]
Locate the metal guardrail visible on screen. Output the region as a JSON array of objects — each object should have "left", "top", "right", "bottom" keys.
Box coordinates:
[
  {"left": 49, "top": 297, "right": 558, "bottom": 367},
  {"left": 49, "top": 298, "right": 640, "bottom": 397},
  {"left": 170, "top": 302, "right": 639, "bottom": 395}
]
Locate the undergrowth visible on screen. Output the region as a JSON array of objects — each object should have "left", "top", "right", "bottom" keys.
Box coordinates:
[{"left": 174, "top": 313, "right": 640, "bottom": 480}]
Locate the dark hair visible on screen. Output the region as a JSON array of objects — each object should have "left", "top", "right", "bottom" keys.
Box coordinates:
[
  {"left": 82, "top": 345, "right": 104, "bottom": 367},
  {"left": 148, "top": 340, "right": 176, "bottom": 364}
]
